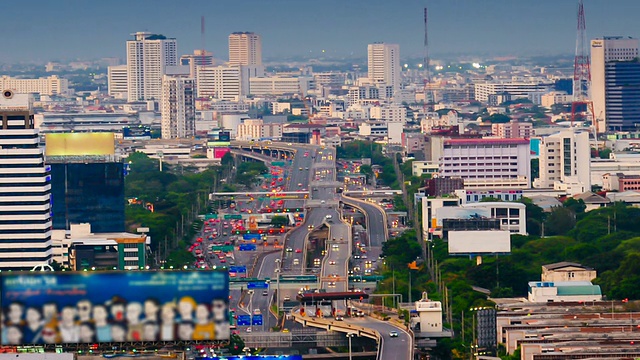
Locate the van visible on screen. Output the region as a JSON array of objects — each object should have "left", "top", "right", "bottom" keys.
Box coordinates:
[{"left": 293, "top": 259, "right": 300, "bottom": 266}]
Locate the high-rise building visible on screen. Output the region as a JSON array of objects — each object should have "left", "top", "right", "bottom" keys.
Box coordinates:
[
  {"left": 126, "top": 32, "right": 178, "bottom": 102},
  {"left": 367, "top": 43, "right": 400, "bottom": 93},
  {"left": 228, "top": 32, "right": 262, "bottom": 66},
  {"left": 50, "top": 162, "right": 124, "bottom": 233},
  {"left": 161, "top": 76, "right": 196, "bottom": 139},
  {"left": 533, "top": 129, "right": 591, "bottom": 195},
  {"left": 196, "top": 65, "right": 241, "bottom": 100},
  {"left": 180, "top": 49, "right": 214, "bottom": 78},
  {"left": 591, "top": 36, "right": 640, "bottom": 131},
  {"left": 0, "top": 90, "right": 52, "bottom": 270},
  {"left": 107, "top": 65, "right": 128, "bottom": 99}
]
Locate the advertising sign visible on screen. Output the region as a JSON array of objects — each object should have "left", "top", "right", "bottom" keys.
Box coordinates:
[
  {"left": 45, "top": 133, "right": 115, "bottom": 156},
  {"left": 236, "top": 315, "right": 251, "bottom": 326},
  {"left": 213, "top": 147, "right": 230, "bottom": 159},
  {"left": 0, "top": 271, "right": 230, "bottom": 345},
  {"left": 123, "top": 126, "right": 152, "bottom": 140}
]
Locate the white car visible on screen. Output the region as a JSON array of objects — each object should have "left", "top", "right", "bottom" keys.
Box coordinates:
[
  {"left": 389, "top": 331, "right": 399, "bottom": 337},
  {"left": 325, "top": 214, "right": 332, "bottom": 219}
]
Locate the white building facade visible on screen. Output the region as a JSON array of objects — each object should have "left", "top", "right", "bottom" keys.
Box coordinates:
[
  {"left": 107, "top": 65, "right": 128, "bottom": 99},
  {"left": 236, "top": 119, "right": 282, "bottom": 141},
  {"left": 440, "top": 138, "right": 531, "bottom": 189},
  {"left": 367, "top": 43, "right": 400, "bottom": 93},
  {"left": 474, "top": 82, "right": 553, "bottom": 103},
  {"left": 533, "top": 129, "right": 591, "bottom": 195},
  {"left": 228, "top": 32, "right": 262, "bottom": 66},
  {"left": 126, "top": 32, "right": 178, "bottom": 102},
  {"left": 0, "top": 92, "right": 52, "bottom": 270},
  {"left": 0, "top": 75, "right": 68, "bottom": 96},
  {"left": 196, "top": 65, "right": 241, "bottom": 100}
]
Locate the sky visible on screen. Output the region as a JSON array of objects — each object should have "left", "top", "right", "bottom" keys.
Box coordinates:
[{"left": 2, "top": 0, "right": 640, "bottom": 63}]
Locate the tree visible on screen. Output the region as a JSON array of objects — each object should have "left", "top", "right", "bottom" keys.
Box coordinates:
[
  {"left": 563, "top": 198, "right": 586, "bottom": 215},
  {"left": 598, "top": 148, "right": 612, "bottom": 159},
  {"left": 531, "top": 158, "right": 539, "bottom": 181},
  {"left": 270, "top": 215, "right": 289, "bottom": 228},
  {"left": 486, "top": 113, "right": 511, "bottom": 123},
  {"left": 382, "top": 230, "right": 422, "bottom": 269},
  {"left": 545, "top": 207, "right": 576, "bottom": 236}
]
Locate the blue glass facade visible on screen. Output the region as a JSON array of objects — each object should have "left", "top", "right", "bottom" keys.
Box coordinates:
[
  {"left": 605, "top": 61, "right": 640, "bottom": 131},
  {"left": 50, "top": 162, "right": 125, "bottom": 232}
]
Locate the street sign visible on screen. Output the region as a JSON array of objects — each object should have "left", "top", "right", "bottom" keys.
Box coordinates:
[
  {"left": 247, "top": 282, "right": 268, "bottom": 289},
  {"left": 239, "top": 243, "right": 257, "bottom": 251},
  {"left": 229, "top": 266, "right": 247, "bottom": 274},
  {"left": 205, "top": 213, "right": 218, "bottom": 220},
  {"left": 237, "top": 315, "right": 251, "bottom": 326},
  {"left": 271, "top": 161, "right": 285, "bottom": 166},
  {"left": 242, "top": 233, "right": 262, "bottom": 240},
  {"left": 212, "top": 245, "right": 234, "bottom": 252},
  {"left": 224, "top": 214, "right": 243, "bottom": 220},
  {"left": 252, "top": 314, "right": 263, "bottom": 326}
]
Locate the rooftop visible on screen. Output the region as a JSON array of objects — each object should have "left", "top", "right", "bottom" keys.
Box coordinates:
[
  {"left": 444, "top": 138, "right": 529, "bottom": 146},
  {"left": 543, "top": 261, "right": 593, "bottom": 271}
]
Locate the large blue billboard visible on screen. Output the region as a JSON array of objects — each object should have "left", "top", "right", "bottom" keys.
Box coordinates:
[{"left": 0, "top": 271, "right": 229, "bottom": 345}]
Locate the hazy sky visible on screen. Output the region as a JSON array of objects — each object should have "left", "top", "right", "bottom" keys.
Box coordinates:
[{"left": 2, "top": 0, "right": 640, "bottom": 63}]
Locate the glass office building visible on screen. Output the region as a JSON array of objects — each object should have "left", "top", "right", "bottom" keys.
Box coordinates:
[{"left": 50, "top": 162, "right": 125, "bottom": 233}]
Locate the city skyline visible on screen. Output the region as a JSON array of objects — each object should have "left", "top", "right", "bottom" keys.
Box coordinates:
[{"left": 2, "top": 0, "right": 640, "bottom": 63}]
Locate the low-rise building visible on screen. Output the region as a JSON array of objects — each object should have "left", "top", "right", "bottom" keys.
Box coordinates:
[{"left": 541, "top": 262, "right": 597, "bottom": 282}]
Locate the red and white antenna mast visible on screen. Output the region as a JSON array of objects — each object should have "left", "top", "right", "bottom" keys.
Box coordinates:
[
  {"left": 423, "top": 6, "right": 433, "bottom": 114},
  {"left": 571, "top": 0, "right": 596, "bottom": 131}
]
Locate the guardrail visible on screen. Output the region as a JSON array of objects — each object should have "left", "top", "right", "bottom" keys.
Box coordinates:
[{"left": 291, "top": 307, "right": 381, "bottom": 342}]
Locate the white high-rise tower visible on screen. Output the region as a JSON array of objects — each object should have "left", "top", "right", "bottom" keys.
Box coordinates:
[
  {"left": 0, "top": 90, "right": 52, "bottom": 270},
  {"left": 228, "top": 32, "right": 262, "bottom": 66},
  {"left": 367, "top": 43, "right": 401, "bottom": 93},
  {"left": 126, "top": 32, "right": 178, "bottom": 102}
]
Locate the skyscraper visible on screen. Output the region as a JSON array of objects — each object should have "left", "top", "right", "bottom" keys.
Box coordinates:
[
  {"left": 367, "top": 43, "right": 401, "bottom": 93},
  {"left": 228, "top": 32, "right": 262, "bottom": 66},
  {"left": 126, "top": 32, "right": 178, "bottom": 102},
  {"left": 180, "top": 49, "right": 214, "bottom": 78},
  {"left": 0, "top": 90, "right": 52, "bottom": 270},
  {"left": 161, "top": 76, "right": 196, "bottom": 139},
  {"left": 591, "top": 36, "right": 640, "bottom": 131}
]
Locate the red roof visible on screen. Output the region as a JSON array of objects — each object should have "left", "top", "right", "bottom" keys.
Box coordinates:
[{"left": 444, "top": 138, "right": 529, "bottom": 146}]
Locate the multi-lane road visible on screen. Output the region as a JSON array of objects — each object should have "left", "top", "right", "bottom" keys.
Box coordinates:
[{"left": 228, "top": 141, "right": 411, "bottom": 360}]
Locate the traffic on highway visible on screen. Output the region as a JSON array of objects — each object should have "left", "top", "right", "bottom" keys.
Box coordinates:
[{"left": 185, "top": 141, "right": 412, "bottom": 359}]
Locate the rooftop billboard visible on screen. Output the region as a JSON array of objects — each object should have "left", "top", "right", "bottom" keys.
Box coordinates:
[
  {"left": 448, "top": 230, "right": 511, "bottom": 255},
  {"left": 45, "top": 133, "right": 115, "bottom": 156},
  {"left": 0, "top": 271, "right": 229, "bottom": 345}
]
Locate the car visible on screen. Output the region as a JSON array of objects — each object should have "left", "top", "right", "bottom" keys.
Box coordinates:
[
  {"left": 295, "top": 248, "right": 302, "bottom": 253},
  {"left": 299, "top": 167, "right": 303, "bottom": 171},
  {"left": 335, "top": 316, "right": 344, "bottom": 321},
  {"left": 246, "top": 327, "right": 252, "bottom": 333},
  {"left": 286, "top": 247, "right": 293, "bottom": 252},
  {"left": 262, "top": 290, "right": 268, "bottom": 296},
  {"left": 305, "top": 167, "right": 309, "bottom": 170},
  {"left": 282, "top": 328, "right": 290, "bottom": 333},
  {"left": 283, "top": 296, "right": 291, "bottom": 301},
  {"left": 328, "top": 282, "right": 336, "bottom": 288},
  {"left": 329, "top": 260, "right": 336, "bottom": 265},
  {"left": 389, "top": 331, "right": 399, "bottom": 337},
  {"left": 320, "top": 200, "right": 326, "bottom": 204},
  {"left": 325, "top": 214, "right": 333, "bottom": 219},
  {"left": 298, "top": 183, "right": 303, "bottom": 187},
  {"left": 253, "top": 309, "right": 261, "bottom": 315}
]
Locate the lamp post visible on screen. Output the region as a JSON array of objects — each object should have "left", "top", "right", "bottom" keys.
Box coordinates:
[
  {"left": 275, "top": 258, "right": 282, "bottom": 317},
  {"left": 346, "top": 333, "right": 356, "bottom": 360},
  {"left": 248, "top": 290, "right": 254, "bottom": 332}
]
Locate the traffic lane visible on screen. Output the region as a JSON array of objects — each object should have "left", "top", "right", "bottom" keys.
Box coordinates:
[
  {"left": 346, "top": 317, "right": 412, "bottom": 360},
  {"left": 342, "top": 197, "right": 387, "bottom": 248}
]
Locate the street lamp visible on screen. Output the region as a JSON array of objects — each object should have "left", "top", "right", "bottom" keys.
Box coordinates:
[
  {"left": 275, "top": 259, "right": 282, "bottom": 317},
  {"left": 346, "top": 333, "right": 356, "bottom": 360},
  {"left": 248, "top": 290, "right": 254, "bottom": 332}
]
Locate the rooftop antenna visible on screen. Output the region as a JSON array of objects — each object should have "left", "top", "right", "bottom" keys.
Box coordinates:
[
  {"left": 570, "top": 0, "right": 595, "bottom": 131},
  {"left": 422, "top": 6, "right": 433, "bottom": 114}
]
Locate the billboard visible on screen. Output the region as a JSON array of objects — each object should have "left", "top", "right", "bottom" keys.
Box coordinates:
[
  {"left": 45, "top": 133, "right": 115, "bottom": 156},
  {"left": 213, "top": 147, "right": 230, "bottom": 159},
  {"left": 448, "top": 230, "right": 511, "bottom": 254},
  {"left": 123, "top": 126, "right": 152, "bottom": 140},
  {"left": 0, "top": 271, "right": 229, "bottom": 345}
]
